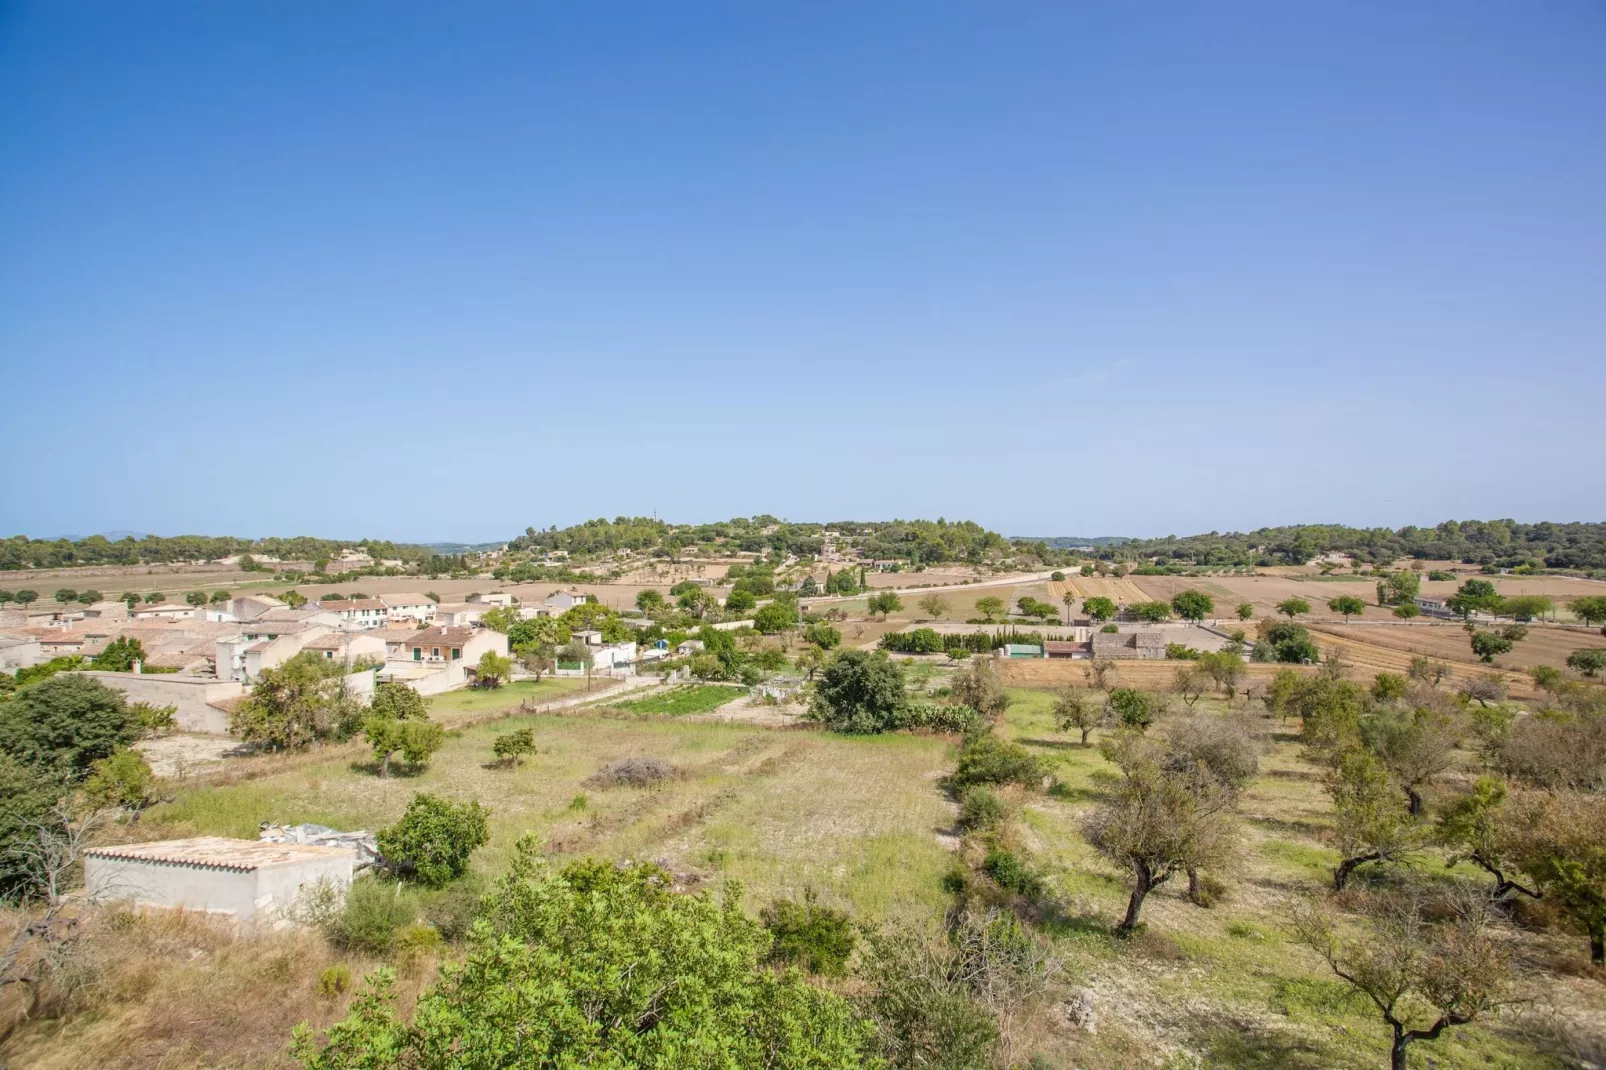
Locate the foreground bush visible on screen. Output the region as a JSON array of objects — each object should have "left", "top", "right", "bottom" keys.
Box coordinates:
[{"left": 293, "top": 841, "right": 879, "bottom": 1068}]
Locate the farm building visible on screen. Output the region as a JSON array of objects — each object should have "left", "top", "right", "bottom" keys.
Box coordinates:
[
  {"left": 1414, "top": 596, "right": 1454, "bottom": 617},
  {"left": 1090, "top": 630, "right": 1168, "bottom": 660},
  {"left": 999, "top": 644, "right": 1044, "bottom": 658},
  {"left": 84, "top": 837, "right": 355, "bottom": 929},
  {"left": 1044, "top": 640, "right": 1092, "bottom": 659}
]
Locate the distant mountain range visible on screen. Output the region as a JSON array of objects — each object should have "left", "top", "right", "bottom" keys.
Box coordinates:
[{"left": 1011, "top": 535, "right": 1133, "bottom": 548}]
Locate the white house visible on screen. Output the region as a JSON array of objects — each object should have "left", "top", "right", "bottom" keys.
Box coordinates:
[
  {"left": 0, "top": 634, "right": 42, "bottom": 671},
  {"left": 396, "top": 625, "right": 507, "bottom": 667},
  {"left": 467, "top": 592, "right": 515, "bottom": 607},
  {"left": 301, "top": 631, "right": 386, "bottom": 668},
  {"left": 82, "top": 600, "right": 130, "bottom": 621},
  {"left": 215, "top": 623, "right": 332, "bottom": 682},
  {"left": 543, "top": 589, "right": 587, "bottom": 613},
  {"left": 314, "top": 599, "right": 390, "bottom": 631},
  {"left": 131, "top": 603, "right": 198, "bottom": 621},
  {"left": 228, "top": 594, "right": 285, "bottom": 621},
  {"left": 431, "top": 603, "right": 485, "bottom": 627},
  {"left": 85, "top": 837, "right": 355, "bottom": 930},
  {"left": 381, "top": 593, "right": 436, "bottom": 625}
]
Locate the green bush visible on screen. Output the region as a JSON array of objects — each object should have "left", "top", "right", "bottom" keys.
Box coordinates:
[
  {"left": 762, "top": 889, "right": 857, "bottom": 976},
  {"left": 981, "top": 848, "right": 1044, "bottom": 898},
  {"left": 892, "top": 702, "right": 984, "bottom": 734},
  {"left": 329, "top": 876, "right": 419, "bottom": 954},
  {"left": 377, "top": 793, "right": 490, "bottom": 887},
  {"left": 316, "top": 963, "right": 352, "bottom": 998},
  {"left": 423, "top": 872, "right": 487, "bottom": 942},
  {"left": 956, "top": 786, "right": 1007, "bottom": 831},
  {"left": 293, "top": 844, "right": 877, "bottom": 1068},
  {"left": 952, "top": 733, "right": 1044, "bottom": 790}
]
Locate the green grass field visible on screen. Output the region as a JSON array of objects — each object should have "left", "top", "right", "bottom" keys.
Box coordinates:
[
  {"left": 423, "top": 677, "right": 588, "bottom": 722},
  {"left": 611, "top": 683, "right": 746, "bottom": 716}
]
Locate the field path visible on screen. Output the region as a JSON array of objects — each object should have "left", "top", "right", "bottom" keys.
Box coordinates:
[{"left": 803, "top": 570, "right": 1052, "bottom": 605}]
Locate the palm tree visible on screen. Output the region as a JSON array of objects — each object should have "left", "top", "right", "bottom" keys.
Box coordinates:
[{"left": 1062, "top": 590, "right": 1076, "bottom": 625}]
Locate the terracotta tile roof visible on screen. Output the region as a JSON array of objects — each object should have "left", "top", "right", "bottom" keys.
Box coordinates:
[
  {"left": 404, "top": 626, "right": 475, "bottom": 647},
  {"left": 1044, "top": 641, "right": 1090, "bottom": 654},
  {"left": 380, "top": 593, "right": 434, "bottom": 607},
  {"left": 85, "top": 836, "right": 353, "bottom": 872},
  {"left": 316, "top": 599, "right": 387, "bottom": 612}
]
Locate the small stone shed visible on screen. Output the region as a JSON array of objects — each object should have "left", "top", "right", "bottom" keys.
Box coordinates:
[{"left": 84, "top": 837, "right": 355, "bottom": 928}]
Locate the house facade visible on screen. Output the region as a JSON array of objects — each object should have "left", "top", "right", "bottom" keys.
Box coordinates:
[{"left": 314, "top": 599, "right": 390, "bottom": 630}]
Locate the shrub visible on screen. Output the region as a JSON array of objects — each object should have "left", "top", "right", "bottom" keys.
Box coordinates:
[
  {"left": 316, "top": 963, "right": 352, "bottom": 999},
  {"left": 586, "top": 756, "right": 679, "bottom": 789},
  {"left": 957, "top": 785, "right": 1007, "bottom": 831},
  {"left": 377, "top": 793, "right": 490, "bottom": 887},
  {"left": 952, "top": 733, "right": 1044, "bottom": 790},
  {"left": 810, "top": 650, "right": 908, "bottom": 734},
  {"left": 492, "top": 727, "right": 536, "bottom": 766},
  {"left": 425, "top": 873, "right": 488, "bottom": 943},
  {"left": 393, "top": 922, "right": 446, "bottom": 971},
  {"left": 982, "top": 848, "right": 1044, "bottom": 898},
  {"left": 762, "top": 889, "right": 857, "bottom": 976},
  {"left": 893, "top": 703, "right": 984, "bottom": 734},
  {"left": 1106, "top": 687, "right": 1163, "bottom": 731},
  {"left": 858, "top": 927, "right": 999, "bottom": 1070},
  {"left": 329, "top": 876, "right": 420, "bottom": 953}
]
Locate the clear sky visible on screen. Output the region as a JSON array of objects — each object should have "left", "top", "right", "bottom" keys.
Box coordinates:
[{"left": 2, "top": 2, "right": 1603, "bottom": 543}]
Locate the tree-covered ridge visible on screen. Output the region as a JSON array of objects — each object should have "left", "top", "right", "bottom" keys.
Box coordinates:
[
  {"left": 0, "top": 534, "right": 431, "bottom": 572},
  {"left": 1100, "top": 520, "right": 1606, "bottom": 570},
  {"left": 507, "top": 516, "right": 1008, "bottom": 565}
]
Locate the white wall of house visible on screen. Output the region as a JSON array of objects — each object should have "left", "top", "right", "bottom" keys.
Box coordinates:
[{"left": 85, "top": 845, "right": 354, "bottom": 929}]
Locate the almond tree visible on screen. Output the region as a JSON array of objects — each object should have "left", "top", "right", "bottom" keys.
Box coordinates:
[
  {"left": 1293, "top": 889, "right": 1515, "bottom": 1070},
  {"left": 1084, "top": 737, "right": 1236, "bottom": 933}
]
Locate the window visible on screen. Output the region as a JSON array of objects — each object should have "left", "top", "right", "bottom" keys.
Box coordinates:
[
  {"left": 432, "top": 647, "right": 441, "bottom": 658},
  {"left": 452, "top": 647, "right": 461, "bottom": 660},
  {"left": 413, "top": 647, "right": 421, "bottom": 661}
]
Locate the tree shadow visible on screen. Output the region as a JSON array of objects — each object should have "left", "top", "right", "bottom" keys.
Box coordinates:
[
  {"left": 347, "top": 760, "right": 429, "bottom": 779},
  {"left": 1036, "top": 900, "right": 1113, "bottom": 939},
  {"left": 1270, "top": 730, "right": 1302, "bottom": 744},
  {"left": 1198, "top": 1023, "right": 1334, "bottom": 1069},
  {"left": 1017, "top": 737, "right": 1089, "bottom": 752},
  {"left": 1249, "top": 815, "right": 1330, "bottom": 839}
]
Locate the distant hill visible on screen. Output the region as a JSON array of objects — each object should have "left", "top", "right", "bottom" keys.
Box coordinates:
[
  {"left": 1011, "top": 535, "right": 1133, "bottom": 549},
  {"left": 423, "top": 541, "right": 506, "bottom": 554}
]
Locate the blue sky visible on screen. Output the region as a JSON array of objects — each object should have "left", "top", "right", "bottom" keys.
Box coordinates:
[{"left": 2, "top": 2, "right": 1603, "bottom": 543}]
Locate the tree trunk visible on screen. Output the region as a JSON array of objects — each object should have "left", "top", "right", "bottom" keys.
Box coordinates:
[
  {"left": 1592, "top": 923, "right": 1604, "bottom": 966},
  {"left": 1117, "top": 864, "right": 1152, "bottom": 934},
  {"left": 1405, "top": 785, "right": 1424, "bottom": 816},
  {"left": 379, "top": 751, "right": 391, "bottom": 778},
  {"left": 1334, "top": 852, "right": 1379, "bottom": 891},
  {"left": 1187, "top": 868, "right": 1202, "bottom": 905},
  {"left": 1080, "top": 726, "right": 1092, "bottom": 745},
  {"left": 1390, "top": 1029, "right": 1409, "bottom": 1070}
]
